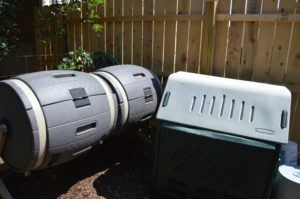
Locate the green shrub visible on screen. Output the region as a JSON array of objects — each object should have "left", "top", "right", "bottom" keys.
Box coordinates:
[
  {"left": 57, "top": 48, "right": 95, "bottom": 72},
  {"left": 0, "top": 0, "right": 19, "bottom": 61}
]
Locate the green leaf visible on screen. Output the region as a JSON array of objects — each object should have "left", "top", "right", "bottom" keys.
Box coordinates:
[{"left": 92, "top": 24, "right": 103, "bottom": 33}]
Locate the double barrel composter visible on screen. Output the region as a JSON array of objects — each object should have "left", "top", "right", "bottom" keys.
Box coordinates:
[
  {"left": 0, "top": 65, "right": 162, "bottom": 172},
  {"left": 0, "top": 66, "right": 294, "bottom": 199}
]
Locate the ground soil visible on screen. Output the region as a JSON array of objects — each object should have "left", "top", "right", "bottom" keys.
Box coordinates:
[{"left": 1, "top": 132, "right": 167, "bottom": 199}]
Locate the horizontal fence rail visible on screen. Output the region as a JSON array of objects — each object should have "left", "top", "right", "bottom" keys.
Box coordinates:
[{"left": 31, "top": 0, "right": 300, "bottom": 152}]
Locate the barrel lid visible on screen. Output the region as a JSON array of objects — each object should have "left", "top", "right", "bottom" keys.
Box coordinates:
[
  {"left": 279, "top": 165, "right": 300, "bottom": 184},
  {"left": 0, "top": 82, "right": 37, "bottom": 172},
  {"left": 100, "top": 65, "right": 155, "bottom": 86},
  {"left": 98, "top": 65, "right": 163, "bottom": 101},
  {"left": 15, "top": 70, "right": 106, "bottom": 106}
]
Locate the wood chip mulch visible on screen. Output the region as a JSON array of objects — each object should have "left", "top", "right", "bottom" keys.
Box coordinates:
[{"left": 1, "top": 133, "right": 167, "bottom": 199}]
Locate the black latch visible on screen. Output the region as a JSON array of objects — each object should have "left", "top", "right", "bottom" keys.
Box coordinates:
[
  {"left": 162, "top": 91, "right": 171, "bottom": 107},
  {"left": 144, "top": 87, "right": 153, "bottom": 103},
  {"left": 69, "top": 88, "right": 90, "bottom": 108},
  {"left": 281, "top": 110, "right": 288, "bottom": 129}
]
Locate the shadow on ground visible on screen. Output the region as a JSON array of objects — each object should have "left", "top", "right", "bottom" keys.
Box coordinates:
[{"left": 1, "top": 131, "right": 165, "bottom": 199}]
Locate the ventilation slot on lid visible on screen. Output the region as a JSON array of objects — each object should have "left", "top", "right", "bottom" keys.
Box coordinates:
[
  {"left": 210, "top": 96, "right": 216, "bottom": 115},
  {"left": 250, "top": 106, "right": 255, "bottom": 123},
  {"left": 200, "top": 95, "right": 206, "bottom": 114},
  {"left": 240, "top": 101, "right": 245, "bottom": 121},
  {"left": 53, "top": 74, "right": 76, "bottom": 78},
  {"left": 219, "top": 95, "right": 226, "bottom": 117},
  {"left": 229, "top": 99, "right": 235, "bottom": 119},
  {"left": 133, "top": 73, "right": 145, "bottom": 78},
  {"left": 190, "top": 96, "right": 196, "bottom": 112}
]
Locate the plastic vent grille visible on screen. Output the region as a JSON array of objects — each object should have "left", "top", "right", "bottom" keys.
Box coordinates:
[
  {"left": 157, "top": 72, "right": 291, "bottom": 144},
  {"left": 189, "top": 94, "right": 256, "bottom": 123}
]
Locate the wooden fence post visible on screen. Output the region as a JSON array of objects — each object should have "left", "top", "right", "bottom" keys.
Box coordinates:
[{"left": 200, "top": 0, "right": 217, "bottom": 75}]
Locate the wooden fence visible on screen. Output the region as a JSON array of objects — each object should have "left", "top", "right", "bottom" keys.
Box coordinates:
[{"left": 34, "top": 0, "right": 300, "bottom": 149}]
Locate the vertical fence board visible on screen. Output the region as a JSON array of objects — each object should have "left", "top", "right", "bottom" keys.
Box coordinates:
[
  {"left": 98, "top": 5, "right": 106, "bottom": 53},
  {"left": 34, "top": 8, "right": 41, "bottom": 55},
  {"left": 82, "top": 4, "right": 90, "bottom": 52},
  {"left": 52, "top": 21, "right": 64, "bottom": 68},
  {"left": 252, "top": 0, "right": 278, "bottom": 82},
  {"left": 163, "top": 0, "right": 177, "bottom": 75},
  {"left": 132, "top": 0, "right": 143, "bottom": 66},
  {"left": 123, "top": 0, "right": 133, "bottom": 64},
  {"left": 226, "top": 0, "right": 245, "bottom": 78},
  {"left": 74, "top": 3, "right": 83, "bottom": 50},
  {"left": 290, "top": 93, "right": 299, "bottom": 139},
  {"left": 89, "top": 5, "right": 101, "bottom": 53},
  {"left": 187, "top": 0, "right": 203, "bottom": 73},
  {"left": 106, "top": 0, "right": 114, "bottom": 56},
  {"left": 290, "top": 94, "right": 300, "bottom": 146},
  {"left": 88, "top": 4, "right": 104, "bottom": 53},
  {"left": 269, "top": 0, "right": 296, "bottom": 84},
  {"left": 213, "top": 0, "right": 230, "bottom": 76},
  {"left": 143, "top": 0, "right": 154, "bottom": 69},
  {"left": 34, "top": 8, "right": 44, "bottom": 69},
  {"left": 239, "top": 0, "right": 260, "bottom": 80},
  {"left": 44, "top": 25, "right": 53, "bottom": 70},
  {"left": 284, "top": 1, "right": 300, "bottom": 85},
  {"left": 114, "top": 0, "right": 123, "bottom": 63},
  {"left": 175, "top": 0, "right": 190, "bottom": 72},
  {"left": 152, "top": 0, "right": 165, "bottom": 74},
  {"left": 67, "top": 9, "right": 76, "bottom": 52},
  {"left": 200, "top": 0, "right": 217, "bottom": 75}
]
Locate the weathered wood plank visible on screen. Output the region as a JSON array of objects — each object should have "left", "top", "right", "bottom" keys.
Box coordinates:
[
  {"left": 212, "top": 0, "right": 230, "bottom": 76},
  {"left": 74, "top": 2, "right": 83, "bottom": 50},
  {"left": 269, "top": 0, "right": 296, "bottom": 84},
  {"left": 132, "top": 0, "right": 143, "bottom": 66},
  {"left": 239, "top": 0, "right": 260, "bottom": 80},
  {"left": 114, "top": 0, "right": 123, "bottom": 63},
  {"left": 89, "top": 3, "right": 105, "bottom": 53},
  {"left": 284, "top": 0, "right": 300, "bottom": 85},
  {"left": 290, "top": 94, "right": 300, "bottom": 149},
  {"left": 67, "top": 8, "right": 76, "bottom": 52},
  {"left": 123, "top": 0, "right": 133, "bottom": 64},
  {"left": 163, "top": 0, "right": 177, "bottom": 75},
  {"left": 175, "top": 0, "right": 190, "bottom": 72},
  {"left": 252, "top": 0, "right": 278, "bottom": 83},
  {"left": 200, "top": 0, "right": 217, "bottom": 75},
  {"left": 152, "top": 0, "right": 165, "bottom": 75},
  {"left": 82, "top": 4, "right": 90, "bottom": 52},
  {"left": 143, "top": 0, "right": 154, "bottom": 69},
  {"left": 290, "top": 93, "right": 299, "bottom": 140},
  {"left": 187, "top": 0, "right": 203, "bottom": 73},
  {"left": 105, "top": 0, "right": 115, "bottom": 56},
  {"left": 225, "top": 0, "right": 246, "bottom": 78}
]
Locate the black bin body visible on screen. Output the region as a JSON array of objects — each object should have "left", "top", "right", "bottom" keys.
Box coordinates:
[{"left": 153, "top": 123, "right": 280, "bottom": 199}]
